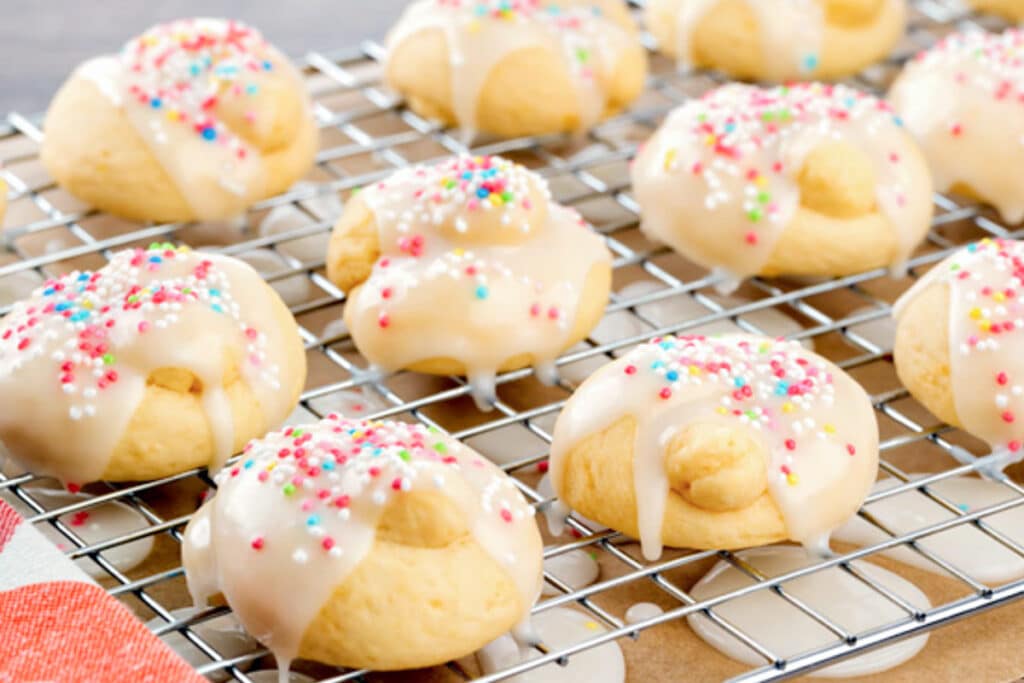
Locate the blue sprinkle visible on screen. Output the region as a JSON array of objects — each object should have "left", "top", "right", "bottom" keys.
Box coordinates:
[
  {"left": 724, "top": 122, "right": 736, "bottom": 133},
  {"left": 475, "top": 285, "right": 489, "bottom": 300},
  {"left": 306, "top": 514, "right": 321, "bottom": 527},
  {"left": 245, "top": 83, "right": 259, "bottom": 95},
  {"left": 189, "top": 64, "right": 201, "bottom": 77},
  {"left": 211, "top": 303, "right": 224, "bottom": 314},
  {"left": 55, "top": 302, "right": 72, "bottom": 312},
  {"left": 967, "top": 243, "right": 978, "bottom": 253},
  {"left": 243, "top": 459, "right": 255, "bottom": 469},
  {"left": 43, "top": 288, "right": 55, "bottom": 296},
  {"left": 892, "top": 115, "right": 904, "bottom": 127},
  {"left": 149, "top": 256, "right": 162, "bottom": 264},
  {"left": 844, "top": 97, "right": 856, "bottom": 109},
  {"left": 666, "top": 370, "right": 679, "bottom": 381},
  {"left": 462, "top": 171, "right": 473, "bottom": 180},
  {"left": 801, "top": 53, "right": 819, "bottom": 72},
  {"left": 209, "top": 288, "right": 221, "bottom": 298},
  {"left": 476, "top": 187, "right": 490, "bottom": 198},
  {"left": 150, "top": 97, "right": 162, "bottom": 109},
  {"left": 774, "top": 381, "right": 789, "bottom": 396},
  {"left": 957, "top": 503, "right": 970, "bottom": 512},
  {"left": 733, "top": 377, "right": 746, "bottom": 388},
  {"left": 201, "top": 127, "right": 217, "bottom": 141},
  {"left": 651, "top": 360, "right": 665, "bottom": 370},
  {"left": 659, "top": 341, "right": 673, "bottom": 350},
  {"left": 322, "top": 460, "right": 335, "bottom": 471},
  {"left": 77, "top": 273, "right": 90, "bottom": 282},
  {"left": 262, "top": 60, "right": 273, "bottom": 71},
  {"left": 70, "top": 311, "right": 90, "bottom": 322}
]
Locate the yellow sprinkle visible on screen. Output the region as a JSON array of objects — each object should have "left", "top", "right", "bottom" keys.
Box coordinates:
[
  {"left": 663, "top": 148, "right": 677, "bottom": 171},
  {"left": 716, "top": 406, "right": 729, "bottom": 415},
  {"left": 584, "top": 621, "right": 600, "bottom": 631},
  {"left": 689, "top": 365, "right": 701, "bottom": 376},
  {"left": 489, "top": 194, "right": 503, "bottom": 207},
  {"left": 994, "top": 292, "right": 1006, "bottom": 303},
  {"left": 266, "top": 462, "right": 277, "bottom": 471},
  {"left": 467, "top": 18, "right": 481, "bottom": 33},
  {"left": 453, "top": 248, "right": 465, "bottom": 257},
  {"left": 81, "top": 300, "right": 93, "bottom": 310},
  {"left": 782, "top": 402, "right": 795, "bottom": 414},
  {"left": 979, "top": 320, "right": 992, "bottom": 333},
  {"left": 756, "top": 176, "right": 769, "bottom": 188},
  {"left": 703, "top": 134, "right": 716, "bottom": 146},
  {"left": 786, "top": 473, "right": 799, "bottom": 486},
  {"left": 165, "top": 110, "right": 179, "bottom": 122},
  {"left": 981, "top": 237, "right": 993, "bottom": 246},
  {"left": 824, "top": 423, "right": 835, "bottom": 434},
  {"left": 969, "top": 307, "right": 982, "bottom": 320}
]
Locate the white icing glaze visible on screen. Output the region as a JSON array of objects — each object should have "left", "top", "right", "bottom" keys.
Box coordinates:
[
  {"left": 835, "top": 475, "right": 1024, "bottom": 584},
  {"left": 688, "top": 546, "right": 929, "bottom": 678},
  {"left": 76, "top": 18, "right": 310, "bottom": 220},
  {"left": 631, "top": 82, "right": 931, "bottom": 280},
  {"left": 182, "top": 416, "right": 543, "bottom": 665},
  {"left": 344, "top": 155, "right": 610, "bottom": 409},
  {"left": 477, "top": 607, "right": 625, "bottom": 683},
  {"left": 145, "top": 607, "right": 256, "bottom": 680},
  {"left": 542, "top": 547, "right": 600, "bottom": 595},
  {"left": 550, "top": 334, "right": 878, "bottom": 560},
  {"left": 890, "top": 29, "right": 1024, "bottom": 223},
  {"left": 0, "top": 487, "right": 154, "bottom": 579},
  {"left": 0, "top": 245, "right": 296, "bottom": 484},
  {"left": 386, "top": 1, "right": 637, "bottom": 133},
  {"left": 671, "top": 0, "right": 824, "bottom": 80},
  {"left": 894, "top": 239, "right": 1024, "bottom": 451},
  {"left": 624, "top": 601, "right": 664, "bottom": 624}
]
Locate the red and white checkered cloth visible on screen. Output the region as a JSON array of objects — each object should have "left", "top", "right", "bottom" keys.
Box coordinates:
[{"left": 0, "top": 498, "right": 205, "bottom": 683}]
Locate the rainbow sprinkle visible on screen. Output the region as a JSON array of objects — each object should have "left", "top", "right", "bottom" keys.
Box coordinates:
[
  {"left": 0, "top": 244, "right": 278, "bottom": 421},
  {"left": 121, "top": 19, "right": 274, "bottom": 158},
  {"left": 624, "top": 335, "right": 853, "bottom": 486},
  {"left": 223, "top": 416, "right": 533, "bottom": 559},
  {"left": 657, "top": 83, "right": 905, "bottom": 249}
]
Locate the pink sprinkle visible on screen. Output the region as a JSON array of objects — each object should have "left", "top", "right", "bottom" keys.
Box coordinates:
[
  {"left": 624, "top": 365, "right": 637, "bottom": 375},
  {"left": 659, "top": 387, "right": 672, "bottom": 400},
  {"left": 744, "top": 232, "right": 758, "bottom": 245},
  {"left": 251, "top": 537, "right": 264, "bottom": 551},
  {"left": 391, "top": 477, "right": 404, "bottom": 491},
  {"left": 257, "top": 471, "right": 269, "bottom": 482},
  {"left": 846, "top": 444, "right": 856, "bottom": 456},
  {"left": 785, "top": 439, "right": 796, "bottom": 451},
  {"left": 500, "top": 509, "right": 513, "bottom": 523},
  {"left": 998, "top": 372, "right": 1009, "bottom": 385},
  {"left": 1003, "top": 411, "right": 1016, "bottom": 424},
  {"left": 138, "top": 321, "right": 150, "bottom": 333},
  {"left": 322, "top": 537, "right": 335, "bottom": 551}
]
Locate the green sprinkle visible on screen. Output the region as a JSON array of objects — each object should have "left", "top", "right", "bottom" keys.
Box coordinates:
[
  {"left": 283, "top": 483, "right": 296, "bottom": 496},
  {"left": 757, "top": 191, "right": 770, "bottom": 204},
  {"left": 576, "top": 48, "right": 590, "bottom": 62},
  {"left": 398, "top": 449, "right": 411, "bottom": 462},
  {"left": 747, "top": 208, "right": 764, "bottom": 222},
  {"left": 500, "top": 191, "right": 513, "bottom": 203},
  {"left": 102, "top": 354, "right": 115, "bottom": 365},
  {"left": 433, "top": 442, "right": 447, "bottom": 453},
  {"left": 292, "top": 429, "right": 304, "bottom": 437}
]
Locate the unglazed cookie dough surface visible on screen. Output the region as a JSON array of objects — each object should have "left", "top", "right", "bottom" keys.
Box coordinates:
[
  {"left": 645, "top": 0, "right": 906, "bottom": 81},
  {"left": 894, "top": 238, "right": 1024, "bottom": 455},
  {"left": 971, "top": 0, "right": 1024, "bottom": 21},
  {"left": 41, "top": 18, "right": 317, "bottom": 223},
  {"left": 327, "top": 155, "right": 612, "bottom": 407},
  {"left": 183, "top": 417, "right": 543, "bottom": 672},
  {"left": 0, "top": 244, "right": 306, "bottom": 485},
  {"left": 890, "top": 29, "right": 1024, "bottom": 223},
  {"left": 631, "top": 83, "right": 933, "bottom": 282},
  {"left": 385, "top": 0, "right": 647, "bottom": 137},
  {"left": 550, "top": 334, "right": 879, "bottom": 557}
]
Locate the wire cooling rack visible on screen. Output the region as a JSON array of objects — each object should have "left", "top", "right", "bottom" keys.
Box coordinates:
[{"left": 3, "top": 1, "right": 1024, "bottom": 681}]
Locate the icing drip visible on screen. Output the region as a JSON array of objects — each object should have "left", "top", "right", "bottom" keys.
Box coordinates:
[
  {"left": 835, "top": 475, "right": 1024, "bottom": 585},
  {"left": 890, "top": 29, "right": 1024, "bottom": 223},
  {"left": 386, "top": 0, "right": 636, "bottom": 133},
  {"left": 673, "top": 0, "right": 824, "bottom": 80},
  {"left": 0, "top": 244, "right": 293, "bottom": 484},
  {"left": 346, "top": 155, "right": 610, "bottom": 409},
  {"left": 895, "top": 238, "right": 1024, "bottom": 454},
  {"left": 78, "top": 18, "right": 308, "bottom": 220},
  {"left": 688, "top": 547, "right": 929, "bottom": 678},
  {"left": 182, "top": 416, "right": 543, "bottom": 665},
  {"left": 631, "top": 82, "right": 930, "bottom": 280},
  {"left": 550, "top": 334, "right": 877, "bottom": 560}
]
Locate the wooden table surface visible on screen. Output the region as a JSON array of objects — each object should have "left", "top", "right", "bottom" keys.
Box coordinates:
[{"left": 0, "top": 0, "right": 408, "bottom": 114}]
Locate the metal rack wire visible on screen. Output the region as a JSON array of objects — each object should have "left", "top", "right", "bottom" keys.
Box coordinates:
[{"left": 2, "top": 1, "right": 1024, "bottom": 680}]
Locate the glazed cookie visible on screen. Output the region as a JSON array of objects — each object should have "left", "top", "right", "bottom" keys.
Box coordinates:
[
  {"left": 183, "top": 416, "right": 543, "bottom": 672},
  {"left": 645, "top": 0, "right": 906, "bottom": 82},
  {"left": 326, "top": 155, "right": 612, "bottom": 408},
  {"left": 970, "top": 0, "right": 1024, "bottom": 21},
  {"left": 550, "top": 334, "right": 879, "bottom": 558},
  {"left": 631, "top": 82, "right": 933, "bottom": 285},
  {"left": 41, "top": 18, "right": 317, "bottom": 223},
  {"left": 890, "top": 29, "right": 1024, "bottom": 223},
  {"left": 385, "top": 0, "right": 647, "bottom": 137},
  {"left": 894, "top": 238, "right": 1024, "bottom": 457},
  {"left": 0, "top": 244, "right": 306, "bottom": 485}
]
